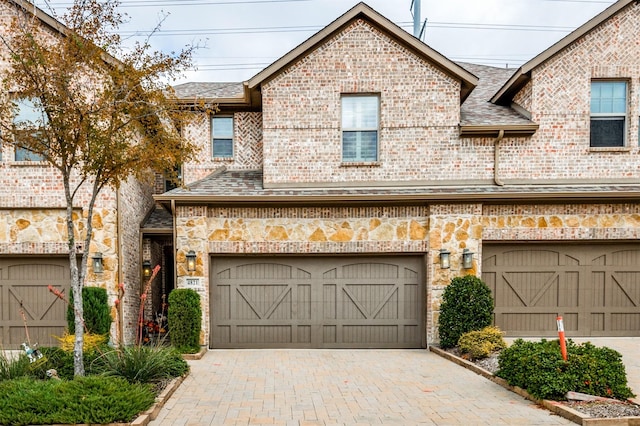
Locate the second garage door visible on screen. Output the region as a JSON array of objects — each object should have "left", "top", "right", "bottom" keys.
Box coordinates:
[
  {"left": 210, "top": 256, "right": 425, "bottom": 348},
  {"left": 483, "top": 243, "right": 640, "bottom": 337},
  {"left": 0, "top": 257, "right": 70, "bottom": 347}
]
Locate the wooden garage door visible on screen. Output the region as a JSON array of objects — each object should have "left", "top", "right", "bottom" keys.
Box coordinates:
[
  {"left": 483, "top": 244, "right": 640, "bottom": 337},
  {"left": 210, "top": 256, "right": 425, "bottom": 348},
  {"left": 0, "top": 257, "right": 70, "bottom": 347}
]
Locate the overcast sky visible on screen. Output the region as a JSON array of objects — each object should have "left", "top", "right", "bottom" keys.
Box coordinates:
[{"left": 39, "top": 0, "right": 616, "bottom": 83}]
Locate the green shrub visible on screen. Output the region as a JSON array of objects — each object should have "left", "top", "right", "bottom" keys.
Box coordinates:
[
  {"left": 92, "top": 345, "right": 188, "bottom": 384},
  {"left": 458, "top": 326, "right": 506, "bottom": 360},
  {"left": 0, "top": 376, "right": 154, "bottom": 425},
  {"left": 67, "top": 287, "right": 112, "bottom": 335},
  {"left": 497, "top": 339, "right": 635, "bottom": 401},
  {"left": 0, "top": 352, "right": 33, "bottom": 381},
  {"left": 168, "top": 289, "right": 201, "bottom": 353},
  {"left": 438, "top": 275, "right": 494, "bottom": 349},
  {"left": 38, "top": 346, "right": 107, "bottom": 380}
]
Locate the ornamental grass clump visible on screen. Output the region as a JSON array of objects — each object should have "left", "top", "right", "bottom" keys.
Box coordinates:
[
  {"left": 92, "top": 345, "right": 188, "bottom": 384},
  {"left": 438, "top": 275, "right": 494, "bottom": 349},
  {"left": 497, "top": 339, "right": 635, "bottom": 401}
]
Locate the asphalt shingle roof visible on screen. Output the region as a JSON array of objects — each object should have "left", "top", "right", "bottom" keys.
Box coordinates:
[
  {"left": 458, "top": 62, "right": 534, "bottom": 126},
  {"left": 158, "top": 168, "right": 640, "bottom": 201},
  {"left": 173, "top": 82, "right": 244, "bottom": 100}
]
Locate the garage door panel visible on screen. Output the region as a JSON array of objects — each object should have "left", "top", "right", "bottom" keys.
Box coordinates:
[
  {"left": 211, "top": 256, "right": 424, "bottom": 348},
  {"left": 484, "top": 244, "right": 640, "bottom": 337},
  {"left": 0, "top": 258, "right": 70, "bottom": 347}
]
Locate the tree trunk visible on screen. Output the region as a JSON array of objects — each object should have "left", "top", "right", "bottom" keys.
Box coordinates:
[{"left": 64, "top": 177, "right": 84, "bottom": 377}]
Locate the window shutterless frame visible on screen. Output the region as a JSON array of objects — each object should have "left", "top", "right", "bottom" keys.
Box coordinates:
[
  {"left": 590, "top": 80, "right": 628, "bottom": 148},
  {"left": 341, "top": 94, "right": 379, "bottom": 162},
  {"left": 13, "top": 97, "right": 46, "bottom": 161},
  {"left": 211, "top": 115, "right": 234, "bottom": 158}
]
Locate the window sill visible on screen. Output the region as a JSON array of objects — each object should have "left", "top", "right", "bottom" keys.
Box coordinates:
[
  {"left": 9, "top": 161, "right": 49, "bottom": 166},
  {"left": 212, "top": 157, "right": 234, "bottom": 161},
  {"left": 340, "top": 161, "right": 381, "bottom": 167},
  {"left": 588, "top": 147, "right": 632, "bottom": 153}
]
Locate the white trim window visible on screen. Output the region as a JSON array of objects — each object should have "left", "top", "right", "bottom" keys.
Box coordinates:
[
  {"left": 342, "top": 95, "right": 379, "bottom": 162},
  {"left": 212, "top": 116, "right": 234, "bottom": 158},
  {"left": 14, "top": 98, "right": 46, "bottom": 161},
  {"left": 590, "top": 81, "right": 627, "bottom": 148}
]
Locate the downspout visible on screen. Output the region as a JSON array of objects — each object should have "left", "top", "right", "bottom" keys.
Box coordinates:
[
  {"left": 171, "top": 199, "right": 177, "bottom": 290},
  {"left": 494, "top": 129, "right": 505, "bottom": 186},
  {"left": 116, "top": 188, "right": 124, "bottom": 345}
]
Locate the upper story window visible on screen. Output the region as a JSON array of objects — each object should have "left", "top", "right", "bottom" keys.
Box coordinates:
[
  {"left": 13, "top": 98, "right": 46, "bottom": 161},
  {"left": 590, "top": 81, "right": 627, "bottom": 148},
  {"left": 212, "top": 116, "right": 233, "bottom": 158},
  {"left": 342, "top": 95, "right": 379, "bottom": 162}
]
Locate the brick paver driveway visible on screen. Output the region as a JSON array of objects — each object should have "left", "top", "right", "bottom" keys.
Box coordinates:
[{"left": 151, "top": 349, "right": 571, "bottom": 425}]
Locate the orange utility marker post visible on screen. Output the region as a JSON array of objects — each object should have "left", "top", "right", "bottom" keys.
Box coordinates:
[{"left": 557, "top": 315, "right": 567, "bottom": 361}]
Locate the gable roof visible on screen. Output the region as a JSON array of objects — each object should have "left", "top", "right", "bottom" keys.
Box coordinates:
[
  {"left": 247, "top": 2, "right": 478, "bottom": 103},
  {"left": 492, "top": 0, "right": 637, "bottom": 104}
]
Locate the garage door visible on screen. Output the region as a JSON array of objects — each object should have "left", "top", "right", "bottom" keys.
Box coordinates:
[
  {"left": 483, "top": 244, "right": 640, "bottom": 337},
  {"left": 0, "top": 257, "right": 70, "bottom": 347},
  {"left": 210, "top": 256, "right": 425, "bottom": 348}
]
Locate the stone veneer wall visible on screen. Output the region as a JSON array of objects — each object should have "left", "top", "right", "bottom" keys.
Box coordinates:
[
  {"left": 175, "top": 205, "right": 430, "bottom": 345},
  {"left": 175, "top": 202, "right": 640, "bottom": 345}
]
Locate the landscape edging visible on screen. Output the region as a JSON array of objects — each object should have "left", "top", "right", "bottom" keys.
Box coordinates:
[{"left": 429, "top": 346, "right": 640, "bottom": 426}]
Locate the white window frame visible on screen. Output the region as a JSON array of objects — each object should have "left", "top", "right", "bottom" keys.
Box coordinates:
[
  {"left": 590, "top": 80, "right": 628, "bottom": 148},
  {"left": 341, "top": 94, "right": 379, "bottom": 163},
  {"left": 211, "top": 115, "right": 234, "bottom": 159}
]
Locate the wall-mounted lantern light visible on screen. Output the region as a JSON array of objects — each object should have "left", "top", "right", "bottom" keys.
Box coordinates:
[
  {"left": 186, "top": 250, "right": 197, "bottom": 272},
  {"left": 439, "top": 249, "right": 451, "bottom": 269},
  {"left": 142, "top": 260, "right": 151, "bottom": 278},
  {"left": 92, "top": 252, "right": 104, "bottom": 274},
  {"left": 462, "top": 248, "right": 475, "bottom": 269}
]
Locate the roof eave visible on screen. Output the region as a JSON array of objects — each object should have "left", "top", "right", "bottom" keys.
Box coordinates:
[
  {"left": 459, "top": 124, "right": 539, "bottom": 137},
  {"left": 154, "top": 189, "right": 640, "bottom": 205},
  {"left": 247, "top": 2, "right": 478, "bottom": 104}
]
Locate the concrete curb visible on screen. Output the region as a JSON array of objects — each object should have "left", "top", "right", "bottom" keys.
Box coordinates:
[
  {"left": 429, "top": 346, "right": 640, "bottom": 426},
  {"left": 130, "top": 374, "right": 186, "bottom": 426},
  {"left": 181, "top": 346, "right": 207, "bottom": 360}
]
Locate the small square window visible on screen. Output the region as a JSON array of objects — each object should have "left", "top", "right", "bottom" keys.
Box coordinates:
[
  {"left": 341, "top": 95, "right": 379, "bottom": 162},
  {"left": 590, "top": 81, "right": 627, "bottom": 148},
  {"left": 212, "top": 116, "right": 233, "bottom": 158}
]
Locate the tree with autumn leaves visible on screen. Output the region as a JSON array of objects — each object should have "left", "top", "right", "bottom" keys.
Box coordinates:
[{"left": 0, "top": 0, "right": 198, "bottom": 376}]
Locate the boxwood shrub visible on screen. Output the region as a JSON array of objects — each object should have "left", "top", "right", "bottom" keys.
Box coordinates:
[
  {"left": 438, "top": 275, "right": 494, "bottom": 349},
  {"left": 497, "top": 339, "right": 635, "bottom": 401},
  {"left": 168, "top": 289, "right": 201, "bottom": 353},
  {"left": 67, "top": 286, "right": 112, "bottom": 335}
]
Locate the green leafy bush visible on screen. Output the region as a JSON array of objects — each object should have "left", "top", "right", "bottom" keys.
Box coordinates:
[
  {"left": 497, "top": 339, "right": 635, "bottom": 401},
  {"left": 38, "top": 346, "right": 107, "bottom": 380},
  {"left": 93, "top": 345, "right": 188, "bottom": 384},
  {"left": 438, "top": 275, "right": 494, "bottom": 349},
  {"left": 168, "top": 289, "right": 201, "bottom": 353},
  {"left": 458, "top": 326, "right": 506, "bottom": 360},
  {"left": 67, "top": 286, "right": 112, "bottom": 335},
  {"left": 0, "top": 352, "right": 32, "bottom": 381},
  {"left": 0, "top": 376, "right": 154, "bottom": 425}
]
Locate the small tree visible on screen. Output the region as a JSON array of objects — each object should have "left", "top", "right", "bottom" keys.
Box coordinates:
[
  {"left": 168, "top": 289, "right": 201, "bottom": 353},
  {"left": 438, "top": 275, "right": 494, "bottom": 349},
  {"left": 0, "top": 0, "right": 198, "bottom": 375}
]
